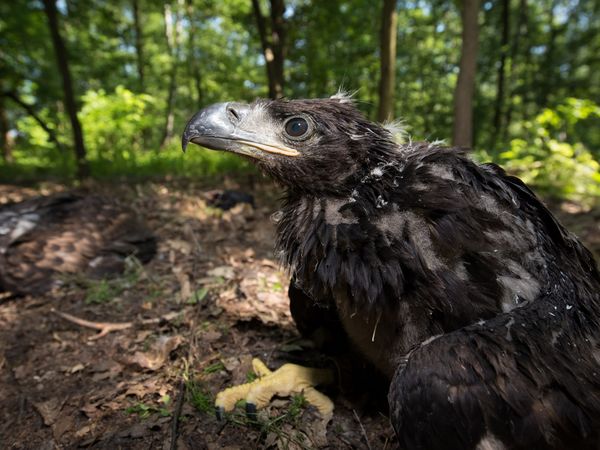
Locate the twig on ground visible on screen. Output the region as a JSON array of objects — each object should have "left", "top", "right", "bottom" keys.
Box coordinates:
[
  {"left": 51, "top": 308, "right": 180, "bottom": 340},
  {"left": 169, "top": 378, "right": 186, "bottom": 450},
  {"left": 353, "top": 409, "right": 372, "bottom": 450}
]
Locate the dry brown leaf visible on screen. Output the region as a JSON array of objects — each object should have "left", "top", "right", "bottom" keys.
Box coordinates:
[
  {"left": 173, "top": 269, "right": 192, "bottom": 301},
  {"left": 51, "top": 413, "right": 76, "bottom": 440},
  {"left": 33, "top": 398, "right": 65, "bottom": 426},
  {"left": 207, "top": 266, "right": 235, "bottom": 280},
  {"left": 68, "top": 363, "right": 85, "bottom": 374},
  {"left": 201, "top": 329, "right": 222, "bottom": 343},
  {"left": 165, "top": 239, "right": 192, "bottom": 255},
  {"left": 130, "top": 335, "right": 183, "bottom": 371},
  {"left": 221, "top": 356, "right": 240, "bottom": 372}
]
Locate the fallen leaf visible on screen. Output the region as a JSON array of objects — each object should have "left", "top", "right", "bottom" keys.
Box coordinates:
[
  {"left": 69, "top": 363, "right": 85, "bottom": 373},
  {"left": 221, "top": 356, "right": 239, "bottom": 372},
  {"left": 201, "top": 329, "right": 222, "bottom": 343},
  {"left": 207, "top": 266, "right": 235, "bottom": 280},
  {"left": 130, "top": 335, "right": 183, "bottom": 371},
  {"left": 165, "top": 239, "right": 192, "bottom": 255},
  {"left": 33, "top": 398, "right": 65, "bottom": 426}
]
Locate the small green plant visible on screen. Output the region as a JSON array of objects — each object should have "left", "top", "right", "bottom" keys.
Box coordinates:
[
  {"left": 186, "top": 379, "right": 214, "bottom": 414},
  {"left": 126, "top": 395, "right": 171, "bottom": 419},
  {"left": 126, "top": 403, "right": 154, "bottom": 419},
  {"left": 223, "top": 394, "right": 310, "bottom": 449},
  {"left": 83, "top": 255, "right": 145, "bottom": 304},
  {"left": 287, "top": 394, "right": 307, "bottom": 420},
  {"left": 85, "top": 279, "right": 120, "bottom": 304},
  {"left": 158, "top": 394, "right": 172, "bottom": 417},
  {"left": 271, "top": 280, "right": 284, "bottom": 292},
  {"left": 203, "top": 361, "right": 226, "bottom": 374},
  {"left": 246, "top": 371, "right": 259, "bottom": 382},
  {"left": 187, "top": 287, "right": 209, "bottom": 305}
]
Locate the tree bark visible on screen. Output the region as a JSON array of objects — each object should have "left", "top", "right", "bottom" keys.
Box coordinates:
[
  {"left": 132, "top": 0, "right": 145, "bottom": 91},
  {"left": 538, "top": 0, "right": 559, "bottom": 108},
  {"left": 503, "top": 0, "right": 527, "bottom": 143},
  {"left": 42, "top": 0, "right": 89, "bottom": 178},
  {"left": 251, "top": 0, "right": 285, "bottom": 99},
  {"left": 490, "top": 0, "right": 510, "bottom": 148},
  {"left": 452, "top": 0, "right": 480, "bottom": 148},
  {"left": 160, "top": 1, "right": 182, "bottom": 148},
  {"left": 0, "top": 92, "right": 13, "bottom": 163},
  {"left": 185, "top": 0, "right": 202, "bottom": 107},
  {"left": 3, "top": 91, "right": 65, "bottom": 153},
  {"left": 377, "top": 0, "right": 398, "bottom": 122}
]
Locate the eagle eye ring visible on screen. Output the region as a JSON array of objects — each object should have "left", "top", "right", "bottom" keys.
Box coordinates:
[{"left": 283, "top": 116, "right": 311, "bottom": 140}]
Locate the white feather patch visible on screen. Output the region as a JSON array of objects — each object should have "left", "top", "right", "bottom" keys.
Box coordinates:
[
  {"left": 330, "top": 88, "right": 356, "bottom": 103},
  {"left": 383, "top": 119, "right": 408, "bottom": 144}
]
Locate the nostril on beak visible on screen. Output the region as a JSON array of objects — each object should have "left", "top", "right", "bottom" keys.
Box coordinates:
[{"left": 226, "top": 103, "right": 241, "bottom": 125}]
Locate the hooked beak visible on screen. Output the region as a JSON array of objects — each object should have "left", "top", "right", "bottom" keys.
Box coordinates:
[{"left": 182, "top": 102, "right": 299, "bottom": 158}]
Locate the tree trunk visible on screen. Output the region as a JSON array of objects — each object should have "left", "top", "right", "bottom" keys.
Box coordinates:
[
  {"left": 0, "top": 92, "right": 13, "bottom": 163},
  {"left": 269, "top": 0, "right": 285, "bottom": 99},
  {"left": 377, "top": 0, "right": 398, "bottom": 122},
  {"left": 132, "top": 0, "right": 145, "bottom": 91},
  {"left": 251, "top": 0, "right": 285, "bottom": 99},
  {"left": 3, "top": 91, "right": 65, "bottom": 153},
  {"left": 42, "top": 0, "right": 89, "bottom": 178},
  {"left": 490, "top": 0, "right": 510, "bottom": 149},
  {"left": 160, "top": 1, "right": 182, "bottom": 148},
  {"left": 503, "top": 0, "right": 527, "bottom": 143},
  {"left": 185, "top": 0, "right": 203, "bottom": 107},
  {"left": 538, "top": 0, "right": 559, "bottom": 108},
  {"left": 452, "top": 0, "right": 480, "bottom": 148}
]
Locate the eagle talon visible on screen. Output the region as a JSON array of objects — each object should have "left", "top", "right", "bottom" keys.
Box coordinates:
[
  {"left": 214, "top": 358, "right": 335, "bottom": 420},
  {"left": 215, "top": 406, "right": 225, "bottom": 421},
  {"left": 246, "top": 402, "right": 257, "bottom": 420}
]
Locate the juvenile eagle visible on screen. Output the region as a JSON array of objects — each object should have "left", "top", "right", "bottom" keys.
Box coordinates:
[
  {"left": 0, "top": 191, "right": 156, "bottom": 295},
  {"left": 183, "top": 97, "right": 600, "bottom": 449}
]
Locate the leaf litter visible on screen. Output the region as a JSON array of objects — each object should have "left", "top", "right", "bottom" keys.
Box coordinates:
[{"left": 1, "top": 180, "right": 596, "bottom": 449}]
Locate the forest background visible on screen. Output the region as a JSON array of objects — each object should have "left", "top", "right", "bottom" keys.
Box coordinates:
[{"left": 1, "top": 0, "right": 599, "bottom": 204}]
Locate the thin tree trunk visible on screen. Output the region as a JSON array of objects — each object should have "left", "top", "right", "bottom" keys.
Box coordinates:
[
  {"left": 185, "top": 0, "right": 202, "bottom": 107},
  {"left": 269, "top": 0, "right": 285, "bottom": 98},
  {"left": 0, "top": 92, "right": 13, "bottom": 163},
  {"left": 3, "top": 91, "right": 65, "bottom": 153},
  {"left": 377, "top": 0, "right": 398, "bottom": 122},
  {"left": 132, "top": 0, "right": 145, "bottom": 91},
  {"left": 42, "top": 0, "right": 88, "bottom": 178},
  {"left": 452, "top": 0, "right": 480, "bottom": 148},
  {"left": 160, "top": 2, "right": 182, "bottom": 148},
  {"left": 502, "top": 0, "right": 527, "bottom": 143},
  {"left": 538, "top": 0, "right": 558, "bottom": 108},
  {"left": 251, "top": 0, "right": 285, "bottom": 99},
  {"left": 490, "top": 0, "right": 510, "bottom": 149}
]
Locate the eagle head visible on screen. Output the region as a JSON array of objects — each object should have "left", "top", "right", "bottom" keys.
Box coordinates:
[{"left": 182, "top": 96, "right": 398, "bottom": 194}]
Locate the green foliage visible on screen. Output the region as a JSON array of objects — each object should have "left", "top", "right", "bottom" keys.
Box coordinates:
[
  {"left": 187, "top": 287, "right": 209, "bottom": 305},
  {"left": 223, "top": 393, "right": 310, "bottom": 448},
  {"left": 79, "top": 256, "right": 144, "bottom": 304},
  {"left": 203, "top": 361, "right": 226, "bottom": 374},
  {"left": 186, "top": 378, "right": 213, "bottom": 414},
  {"left": 2, "top": 0, "right": 599, "bottom": 201},
  {"left": 126, "top": 395, "right": 171, "bottom": 419},
  {"left": 500, "top": 99, "right": 600, "bottom": 203},
  {"left": 79, "top": 86, "right": 158, "bottom": 161},
  {"left": 85, "top": 279, "right": 121, "bottom": 304}
]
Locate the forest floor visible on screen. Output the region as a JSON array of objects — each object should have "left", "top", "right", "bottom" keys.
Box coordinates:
[{"left": 0, "top": 178, "right": 598, "bottom": 450}]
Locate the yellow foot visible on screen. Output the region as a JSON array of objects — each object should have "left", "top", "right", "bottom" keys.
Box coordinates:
[{"left": 215, "top": 358, "right": 335, "bottom": 421}]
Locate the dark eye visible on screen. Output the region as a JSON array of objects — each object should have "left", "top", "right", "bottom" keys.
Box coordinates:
[{"left": 284, "top": 117, "right": 310, "bottom": 138}]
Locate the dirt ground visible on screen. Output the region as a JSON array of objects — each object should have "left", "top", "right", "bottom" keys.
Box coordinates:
[{"left": 0, "top": 178, "right": 598, "bottom": 450}]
